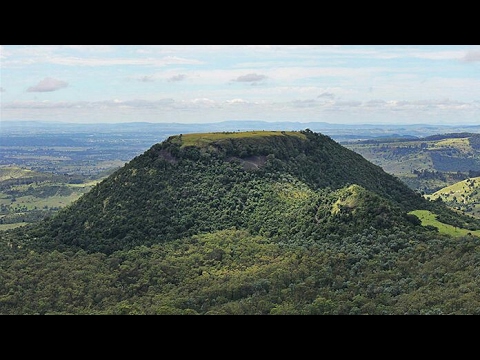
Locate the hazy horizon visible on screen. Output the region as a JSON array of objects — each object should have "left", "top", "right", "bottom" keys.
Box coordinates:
[{"left": 1, "top": 45, "right": 479, "bottom": 125}]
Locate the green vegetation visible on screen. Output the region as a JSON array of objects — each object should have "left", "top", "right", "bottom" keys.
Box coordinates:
[
  {"left": 178, "top": 131, "right": 306, "bottom": 148},
  {"left": 425, "top": 177, "right": 480, "bottom": 218},
  {"left": 0, "top": 167, "right": 39, "bottom": 181},
  {"left": 343, "top": 133, "right": 480, "bottom": 194},
  {"left": 2, "top": 129, "right": 480, "bottom": 315},
  {"left": 0, "top": 166, "right": 101, "bottom": 230},
  {"left": 409, "top": 209, "right": 480, "bottom": 237}
]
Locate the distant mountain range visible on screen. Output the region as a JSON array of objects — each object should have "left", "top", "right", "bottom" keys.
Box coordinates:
[{"left": 3, "top": 120, "right": 480, "bottom": 142}]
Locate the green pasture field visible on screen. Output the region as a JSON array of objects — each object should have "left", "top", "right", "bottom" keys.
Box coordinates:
[
  {"left": 0, "top": 166, "right": 41, "bottom": 181},
  {"left": 0, "top": 181, "right": 99, "bottom": 231},
  {"left": 424, "top": 176, "right": 480, "bottom": 218},
  {"left": 426, "top": 176, "right": 480, "bottom": 201},
  {"left": 0, "top": 223, "right": 28, "bottom": 230},
  {"left": 5, "top": 192, "right": 86, "bottom": 210},
  {"left": 431, "top": 137, "right": 472, "bottom": 151},
  {"left": 0, "top": 181, "right": 97, "bottom": 208},
  {"left": 409, "top": 209, "right": 480, "bottom": 237}
]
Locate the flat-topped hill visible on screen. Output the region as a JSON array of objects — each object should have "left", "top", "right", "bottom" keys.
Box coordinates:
[
  {"left": 4, "top": 129, "right": 480, "bottom": 314},
  {"left": 175, "top": 130, "right": 307, "bottom": 148},
  {"left": 9, "top": 129, "right": 438, "bottom": 254}
]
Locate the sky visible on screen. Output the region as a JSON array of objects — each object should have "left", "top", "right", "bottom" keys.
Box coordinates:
[{"left": 1, "top": 45, "right": 479, "bottom": 125}]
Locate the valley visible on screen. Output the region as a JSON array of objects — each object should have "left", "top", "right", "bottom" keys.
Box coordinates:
[{"left": 342, "top": 132, "right": 480, "bottom": 194}]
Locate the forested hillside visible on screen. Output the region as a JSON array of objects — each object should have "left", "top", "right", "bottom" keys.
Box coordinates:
[{"left": 2, "top": 129, "right": 480, "bottom": 315}]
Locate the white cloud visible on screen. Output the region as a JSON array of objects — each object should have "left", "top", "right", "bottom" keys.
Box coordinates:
[
  {"left": 191, "top": 98, "right": 216, "bottom": 105},
  {"left": 231, "top": 73, "right": 268, "bottom": 84},
  {"left": 462, "top": 51, "right": 480, "bottom": 62},
  {"left": 137, "top": 75, "right": 155, "bottom": 82},
  {"left": 47, "top": 56, "right": 203, "bottom": 67},
  {"left": 27, "top": 77, "right": 68, "bottom": 92},
  {"left": 63, "top": 45, "right": 115, "bottom": 52},
  {"left": 167, "top": 74, "right": 187, "bottom": 82},
  {"left": 317, "top": 92, "right": 335, "bottom": 99},
  {"left": 226, "top": 99, "right": 248, "bottom": 104},
  {"left": 2, "top": 45, "right": 478, "bottom": 125}
]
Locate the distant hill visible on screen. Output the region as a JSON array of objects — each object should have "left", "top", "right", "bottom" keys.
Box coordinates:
[
  {"left": 426, "top": 176, "right": 480, "bottom": 218},
  {"left": 3, "top": 129, "right": 480, "bottom": 315},
  {"left": 343, "top": 133, "right": 480, "bottom": 194}
]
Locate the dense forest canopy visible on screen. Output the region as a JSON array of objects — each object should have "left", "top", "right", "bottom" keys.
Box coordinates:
[{"left": 2, "top": 129, "right": 480, "bottom": 315}]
